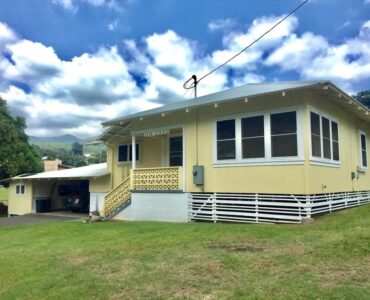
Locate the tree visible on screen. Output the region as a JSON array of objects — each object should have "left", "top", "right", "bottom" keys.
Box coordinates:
[
  {"left": 71, "top": 142, "right": 83, "bottom": 156},
  {"left": 353, "top": 90, "right": 370, "bottom": 108},
  {"left": 0, "top": 98, "right": 42, "bottom": 179}
]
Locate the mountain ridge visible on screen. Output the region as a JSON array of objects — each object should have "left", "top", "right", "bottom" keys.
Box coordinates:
[{"left": 29, "top": 134, "right": 82, "bottom": 144}]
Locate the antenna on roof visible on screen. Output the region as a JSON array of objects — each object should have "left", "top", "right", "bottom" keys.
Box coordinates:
[
  {"left": 183, "top": 74, "right": 198, "bottom": 98},
  {"left": 182, "top": 0, "right": 309, "bottom": 97}
]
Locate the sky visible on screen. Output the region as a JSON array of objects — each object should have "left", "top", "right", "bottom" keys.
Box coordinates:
[{"left": 0, "top": 0, "right": 369, "bottom": 138}]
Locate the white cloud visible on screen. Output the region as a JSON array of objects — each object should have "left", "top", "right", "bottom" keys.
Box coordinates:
[
  {"left": 208, "top": 18, "right": 236, "bottom": 32},
  {"left": 211, "top": 15, "right": 298, "bottom": 69},
  {"left": 1, "top": 16, "right": 370, "bottom": 138},
  {"left": 142, "top": 30, "right": 227, "bottom": 99},
  {"left": 265, "top": 19, "right": 370, "bottom": 90},
  {"left": 0, "top": 22, "right": 17, "bottom": 46},
  {"left": 265, "top": 32, "right": 329, "bottom": 70},
  {"left": 84, "top": 0, "right": 121, "bottom": 9},
  {"left": 52, "top": 0, "right": 77, "bottom": 12},
  {"left": 364, "top": 0, "right": 370, "bottom": 4},
  {"left": 108, "top": 19, "right": 119, "bottom": 31},
  {"left": 231, "top": 73, "right": 266, "bottom": 87},
  {"left": 52, "top": 0, "right": 122, "bottom": 12},
  {"left": 4, "top": 40, "right": 62, "bottom": 83}
]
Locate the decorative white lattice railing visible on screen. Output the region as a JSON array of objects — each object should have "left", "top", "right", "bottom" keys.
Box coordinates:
[
  {"left": 103, "top": 176, "right": 131, "bottom": 217},
  {"left": 131, "top": 167, "right": 183, "bottom": 191},
  {"left": 189, "top": 191, "right": 370, "bottom": 224}
]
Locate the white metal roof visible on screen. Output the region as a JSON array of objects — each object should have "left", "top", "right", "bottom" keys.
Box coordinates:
[
  {"left": 101, "top": 80, "right": 329, "bottom": 127},
  {"left": 12, "top": 163, "right": 108, "bottom": 180}
]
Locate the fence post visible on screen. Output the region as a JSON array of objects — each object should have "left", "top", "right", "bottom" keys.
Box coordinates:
[
  {"left": 306, "top": 195, "right": 311, "bottom": 220},
  {"left": 212, "top": 193, "right": 216, "bottom": 223},
  {"left": 358, "top": 191, "right": 360, "bottom": 205}
]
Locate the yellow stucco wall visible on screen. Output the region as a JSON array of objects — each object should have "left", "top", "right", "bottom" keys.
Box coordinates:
[
  {"left": 105, "top": 90, "right": 370, "bottom": 195},
  {"left": 8, "top": 181, "right": 33, "bottom": 215},
  {"left": 89, "top": 175, "right": 111, "bottom": 193},
  {"left": 305, "top": 96, "right": 370, "bottom": 193},
  {"left": 107, "top": 131, "right": 167, "bottom": 189}
]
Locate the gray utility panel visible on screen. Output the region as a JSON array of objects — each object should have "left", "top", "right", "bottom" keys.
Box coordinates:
[{"left": 192, "top": 165, "right": 204, "bottom": 185}]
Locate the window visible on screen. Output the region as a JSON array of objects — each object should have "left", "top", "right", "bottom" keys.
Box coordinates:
[
  {"left": 16, "top": 184, "right": 25, "bottom": 195},
  {"left": 215, "top": 109, "right": 301, "bottom": 164},
  {"left": 241, "top": 116, "right": 265, "bottom": 158},
  {"left": 359, "top": 131, "right": 367, "bottom": 169},
  {"left": 271, "top": 111, "right": 297, "bottom": 157},
  {"left": 169, "top": 136, "right": 183, "bottom": 166},
  {"left": 310, "top": 111, "right": 339, "bottom": 163},
  {"left": 118, "top": 143, "right": 140, "bottom": 163},
  {"left": 217, "top": 119, "right": 236, "bottom": 160}
]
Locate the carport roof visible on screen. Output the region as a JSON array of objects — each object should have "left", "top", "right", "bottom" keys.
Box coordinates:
[{"left": 12, "top": 163, "right": 108, "bottom": 180}]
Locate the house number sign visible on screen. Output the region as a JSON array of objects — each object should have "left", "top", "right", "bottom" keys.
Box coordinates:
[{"left": 143, "top": 129, "right": 170, "bottom": 137}]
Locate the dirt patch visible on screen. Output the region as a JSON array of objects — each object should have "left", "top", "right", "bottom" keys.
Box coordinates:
[{"left": 207, "top": 243, "right": 264, "bottom": 253}]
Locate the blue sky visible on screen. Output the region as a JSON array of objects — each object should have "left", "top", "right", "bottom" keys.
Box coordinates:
[{"left": 0, "top": 0, "right": 369, "bottom": 137}]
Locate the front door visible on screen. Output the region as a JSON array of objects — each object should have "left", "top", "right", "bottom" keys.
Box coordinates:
[{"left": 169, "top": 136, "right": 183, "bottom": 166}]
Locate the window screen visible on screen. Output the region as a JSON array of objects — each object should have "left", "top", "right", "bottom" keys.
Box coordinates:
[
  {"left": 217, "top": 119, "right": 236, "bottom": 160},
  {"left": 118, "top": 144, "right": 139, "bottom": 162},
  {"left": 241, "top": 115, "right": 265, "bottom": 158},
  {"left": 169, "top": 136, "right": 183, "bottom": 166},
  {"left": 311, "top": 112, "right": 321, "bottom": 158},
  {"left": 360, "top": 133, "right": 367, "bottom": 168},
  {"left": 270, "top": 111, "right": 297, "bottom": 157},
  {"left": 310, "top": 111, "right": 339, "bottom": 162},
  {"left": 322, "top": 117, "right": 331, "bottom": 159},
  {"left": 118, "top": 145, "right": 128, "bottom": 162}
]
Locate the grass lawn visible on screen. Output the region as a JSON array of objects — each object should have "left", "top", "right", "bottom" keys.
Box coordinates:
[{"left": 0, "top": 205, "right": 369, "bottom": 299}]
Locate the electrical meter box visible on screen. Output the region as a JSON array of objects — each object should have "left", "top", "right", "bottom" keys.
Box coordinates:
[{"left": 192, "top": 165, "right": 204, "bottom": 185}]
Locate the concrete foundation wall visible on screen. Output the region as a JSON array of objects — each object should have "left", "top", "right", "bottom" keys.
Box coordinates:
[
  {"left": 113, "top": 203, "right": 131, "bottom": 221},
  {"left": 131, "top": 192, "right": 188, "bottom": 222},
  {"left": 89, "top": 192, "right": 106, "bottom": 213}
]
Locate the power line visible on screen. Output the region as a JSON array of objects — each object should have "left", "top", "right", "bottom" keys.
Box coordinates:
[{"left": 183, "top": 0, "right": 310, "bottom": 92}]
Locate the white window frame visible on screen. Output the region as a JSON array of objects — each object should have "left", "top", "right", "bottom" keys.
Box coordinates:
[
  {"left": 213, "top": 106, "right": 304, "bottom": 167},
  {"left": 15, "top": 183, "right": 26, "bottom": 196},
  {"left": 117, "top": 143, "right": 140, "bottom": 165},
  {"left": 358, "top": 130, "right": 367, "bottom": 172},
  {"left": 308, "top": 107, "right": 340, "bottom": 167}
]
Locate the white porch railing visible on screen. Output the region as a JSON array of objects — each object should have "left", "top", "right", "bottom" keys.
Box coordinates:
[
  {"left": 188, "top": 191, "right": 370, "bottom": 224},
  {"left": 131, "top": 167, "right": 183, "bottom": 191}
]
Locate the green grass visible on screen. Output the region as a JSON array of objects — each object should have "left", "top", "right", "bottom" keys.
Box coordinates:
[
  {"left": 0, "top": 188, "right": 8, "bottom": 205},
  {"left": 1, "top": 205, "right": 370, "bottom": 299}
]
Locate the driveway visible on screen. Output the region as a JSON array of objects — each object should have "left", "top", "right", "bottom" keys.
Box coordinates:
[{"left": 0, "top": 213, "right": 83, "bottom": 228}]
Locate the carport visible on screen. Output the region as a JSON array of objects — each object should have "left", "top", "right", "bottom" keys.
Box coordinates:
[{"left": 6, "top": 163, "right": 110, "bottom": 216}]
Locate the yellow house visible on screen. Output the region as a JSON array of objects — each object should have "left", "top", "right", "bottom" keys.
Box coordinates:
[
  {"left": 97, "top": 80, "right": 370, "bottom": 223},
  {"left": 5, "top": 80, "right": 370, "bottom": 223}
]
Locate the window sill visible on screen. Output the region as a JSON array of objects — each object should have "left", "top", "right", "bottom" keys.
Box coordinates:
[
  {"left": 310, "top": 159, "right": 341, "bottom": 168},
  {"left": 357, "top": 166, "right": 367, "bottom": 173},
  {"left": 213, "top": 159, "right": 305, "bottom": 167}
]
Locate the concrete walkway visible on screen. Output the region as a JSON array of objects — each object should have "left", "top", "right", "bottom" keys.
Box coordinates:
[{"left": 0, "top": 213, "right": 84, "bottom": 228}]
